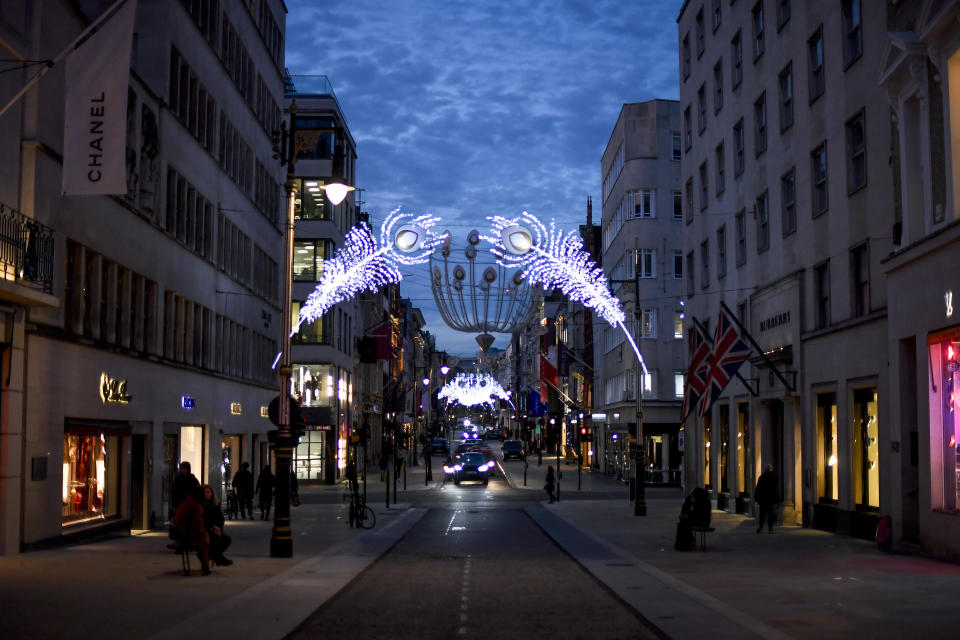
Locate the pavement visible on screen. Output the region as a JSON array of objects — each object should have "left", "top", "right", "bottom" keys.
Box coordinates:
[{"left": 4, "top": 443, "right": 960, "bottom": 639}]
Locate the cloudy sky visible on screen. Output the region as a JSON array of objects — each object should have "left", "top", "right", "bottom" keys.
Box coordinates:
[{"left": 286, "top": 0, "right": 683, "bottom": 355}]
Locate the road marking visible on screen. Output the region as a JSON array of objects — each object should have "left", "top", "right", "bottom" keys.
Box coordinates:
[{"left": 444, "top": 511, "right": 459, "bottom": 536}]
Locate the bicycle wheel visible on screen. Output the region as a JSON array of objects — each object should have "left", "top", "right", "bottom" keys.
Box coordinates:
[{"left": 359, "top": 505, "right": 376, "bottom": 529}]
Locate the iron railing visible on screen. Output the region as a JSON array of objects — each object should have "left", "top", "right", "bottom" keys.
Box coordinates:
[{"left": 0, "top": 204, "right": 55, "bottom": 293}]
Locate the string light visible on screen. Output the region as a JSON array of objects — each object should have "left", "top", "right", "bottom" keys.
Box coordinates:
[
  {"left": 482, "top": 211, "right": 647, "bottom": 374},
  {"left": 295, "top": 208, "right": 448, "bottom": 331},
  {"left": 438, "top": 372, "right": 510, "bottom": 408}
]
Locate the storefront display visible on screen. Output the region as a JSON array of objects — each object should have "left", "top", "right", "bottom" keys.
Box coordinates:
[
  {"left": 929, "top": 337, "right": 960, "bottom": 511},
  {"left": 62, "top": 428, "right": 120, "bottom": 525},
  {"left": 817, "top": 392, "right": 838, "bottom": 502},
  {"left": 852, "top": 388, "right": 879, "bottom": 509}
]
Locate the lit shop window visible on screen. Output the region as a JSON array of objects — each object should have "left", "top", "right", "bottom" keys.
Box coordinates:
[
  {"left": 63, "top": 430, "right": 119, "bottom": 525},
  {"left": 852, "top": 388, "right": 879, "bottom": 508},
  {"left": 817, "top": 392, "right": 838, "bottom": 502},
  {"left": 930, "top": 339, "right": 960, "bottom": 511},
  {"left": 180, "top": 425, "right": 204, "bottom": 483},
  {"left": 291, "top": 364, "right": 337, "bottom": 408}
]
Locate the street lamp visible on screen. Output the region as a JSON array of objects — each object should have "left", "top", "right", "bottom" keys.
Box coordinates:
[{"left": 320, "top": 181, "right": 354, "bottom": 206}]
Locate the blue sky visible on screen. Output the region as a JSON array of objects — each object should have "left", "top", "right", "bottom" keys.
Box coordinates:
[{"left": 286, "top": 0, "right": 683, "bottom": 355}]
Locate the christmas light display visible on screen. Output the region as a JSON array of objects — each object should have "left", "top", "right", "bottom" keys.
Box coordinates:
[
  {"left": 438, "top": 373, "right": 511, "bottom": 408},
  {"left": 483, "top": 211, "right": 647, "bottom": 374},
  {"left": 295, "top": 208, "right": 448, "bottom": 331}
]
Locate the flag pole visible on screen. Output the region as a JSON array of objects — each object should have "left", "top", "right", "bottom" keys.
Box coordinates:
[
  {"left": 718, "top": 301, "right": 795, "bottom": 391},
  {"left": 0, "top": 0, "right": 131, "bottom": 120}
]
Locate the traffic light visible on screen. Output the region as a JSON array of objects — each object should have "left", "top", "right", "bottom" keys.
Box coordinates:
[{"left": 580, "top": 427, "right": 587, "bottom": 436}]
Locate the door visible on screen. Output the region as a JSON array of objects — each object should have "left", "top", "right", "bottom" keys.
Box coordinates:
[{"left": 131, "top": 435, "right": 146, "bottom": 530}]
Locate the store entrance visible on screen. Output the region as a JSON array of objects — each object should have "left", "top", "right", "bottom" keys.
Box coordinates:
[{"left": 131, "top": 434, "right": 147, "bottom": 530}]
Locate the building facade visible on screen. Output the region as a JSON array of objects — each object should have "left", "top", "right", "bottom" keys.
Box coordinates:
[
  {"left": 285, "top": 75, "right": 359, "bottom": 485},
  {"left": 1, "top": 0, "right": 287, "bottom": 552},
  {"left": 597, "top": 100, "right": 685, "bottom": 482},
  {"left": 678, "top": 0, "right": 893, "bottom": 533}
]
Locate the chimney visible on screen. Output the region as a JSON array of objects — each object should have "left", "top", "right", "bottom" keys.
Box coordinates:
[{"left": 586, "top": 196, "right": 592, "bottom": 226}]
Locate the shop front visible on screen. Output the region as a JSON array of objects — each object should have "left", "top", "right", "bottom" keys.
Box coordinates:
[
  {"left": 61, "top": 420, "right": 129, "bottom": 529},
  {"left": 291, "top": 362, "right": 352, "bottom": 484}
]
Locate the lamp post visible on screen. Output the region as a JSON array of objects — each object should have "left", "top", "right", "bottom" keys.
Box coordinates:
[{"left": 270, "top": 102, "right": 359, "bottom": 558}]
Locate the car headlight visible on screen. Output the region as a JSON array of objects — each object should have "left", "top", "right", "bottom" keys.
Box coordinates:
[
  {"left": 443, "top": 465, "right": 455, "bottom": 474},
  {"left": 454, "top": 464, "right": 463, "bottom": 472}
]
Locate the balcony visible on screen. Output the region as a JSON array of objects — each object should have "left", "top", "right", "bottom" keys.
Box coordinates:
[{"left": 0, "top": 204, "right": 56, "bottom": 306}]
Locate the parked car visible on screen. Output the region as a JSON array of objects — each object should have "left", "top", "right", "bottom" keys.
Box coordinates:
[
  {"left": 455, "top": 452, "right": 494, "bottom": 486},
  {"left": 501, "top": 440, "right": 525, "bottom": 461},
  {"left": 430, "top": 438, "right": 449, "bottom": 455}
]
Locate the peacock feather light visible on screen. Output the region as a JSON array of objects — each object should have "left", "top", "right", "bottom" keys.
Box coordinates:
[{"left": 438, "top": 373, "right": 512, "bottom": 408}]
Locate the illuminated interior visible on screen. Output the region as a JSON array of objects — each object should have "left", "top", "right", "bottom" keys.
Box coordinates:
[
  {"left": 817, "top": 392, "right": 838, "bottom": 502},
  {"left": 62, "top": 430, "right": 119, "bottom": 525},
  {"left": 852, "top": 388, "right": 879, "bottom": 508},
  {"left": 929, "top": 339, "right": 960, "bottom": 511}
]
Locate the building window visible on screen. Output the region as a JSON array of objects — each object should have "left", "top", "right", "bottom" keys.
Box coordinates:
[
  {"left": 685, "top": 179, "right": 694, "bottom": 224},
  {"left": 846, "top": 110, "right": 866, "bottom": 193},
  {"left": 682, "top": 33, "right": 691, "bottom": 79},
  {"left": 704, "top": 414, "right": 712, "bottom": 488},
  {"left": 696, "top": 8, "right": 705, "bottom": 57},
  {"left": 673, "top": 190, "right": 683, "bottom": 219},
  {"left": 781, "top": 168, "right": 796, "bottom": 236},
  {"left": 291, "top": 363, "right": 338, "bottom": 408},
  {"left": 640, "top": 309, "right": 657, "bottom": 338},
  {"left": 811, "top": 142, "right": 828, "bottom": 216},
  {"left": 817, "top": 392, "right": 839, "bottom": 502},
  {"left": 756, "top": 192, "right": 769, "bottom": 253},
  {"left": 778, "top": 62, "right": 793, "bottom": 131},
  {"left": 719, "top": 404, "right": 730, "bottom": 491},
  {"left": 752, "top": 1, "right": 765, "bottom": 60},
  {"left": 842, "top": 0, "right": 862, "bottom": 67},
  {"left": 293, "top": 239, "right": 332, "bottom": 281},
  {"left": 674, "top": 251, "right": 684, "bottom": 279},
  {"left": 777, "top": 0, "right": 790, "bottom": 29},
  {"left": 735, "top": 209, "right": 747, "bottom": 266},
  {"left": 737, "top": 403, "right": 750, "bottom": 495},
  {"left": 731, "top": 30, "right": 743, "bottom": 87},
  {"left": 808, "top": 26, "right": 824, "bottom": 102},
  {"left": 712, "top": 0, "right": 722, "bottom": 30},
  {"left": 295, "top": 179, "right": 332, "bottom": 221},
  {"left": 929, "top": 337, "right": 960, "bottom": 511},
  {"left": 733, "top": 119, "right": 745, "bottom": 175},
  {"left": 853, "top": 387, "right": 879, "bottom": 509},
  {"left": 717, "top": 225, "right": 727, "bottom": 278},
  {"left": 699, "top": 162, "right": 709, "bottom": 211},
  {"left": 814, "top": 261, "right": 830, "bottom": 329},
  {"left": 715, "top": 141, "right": 725, "bottom": 194},
  {"left": 641, "top": 371, "right": 655, "bottom": 399},
  {"left": 684, "top": 106, "right": 692, "bottom": 150},
  {"left": 291, "top": 301, "right": 330, "bottom": 344},
  {"left": 754, "top": 92, "right": 767, "bottom": 155},
  {"left": 63, "top": 428, "right": 121, "bottom": 526},
  {"left": 698, "top": 84, "right": 707, "bottom": 133},
  {"left": 674, "top": 372, "right": 685, "bottom": 397},
  {"left": 635, "top": 249, "right": 656, "bottom": 278},
  {"left": 629, "top": 189, "right": 655, "bottom": 218},
  {"left": 700, "top": 239, "right": 710, "bottom": 289},
  {"left": 713, "top": 59, "right": 724, "bottom": 112},
  {"left": 851, "top": 243, "right": 869, "bottom": 317},
  {"left": 686, "top": 252, "right": 695, "bottom": 296},
  {"left": 674, "top": 314, "right": 684, "bottom": 339},
  {"left": 671, "top": 132, "right": 682, "bottom": 160}
]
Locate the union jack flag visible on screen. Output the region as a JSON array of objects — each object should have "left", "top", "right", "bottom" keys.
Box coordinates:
[
  {"left": 680, "top": 320, "right": 712, "bottom": 423},
  {"left": 699, "top": 307, "right": 752, "bottom": 419}
]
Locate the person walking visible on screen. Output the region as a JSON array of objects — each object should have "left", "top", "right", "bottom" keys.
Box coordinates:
[
  {"left": 544, "top": 465, "right": 557, "bottom": 503},
  {"left": 231, "top": 462, "right": 254, "bottom": 519},
  {"left": 200, "top": 484, "right": 233, "bottom": 566},
  {"left": 256, "top": 465, "right": 275, "bottom": 521},
  {"left": 754, "top": 464, "right": 780, "bottom": 533}
]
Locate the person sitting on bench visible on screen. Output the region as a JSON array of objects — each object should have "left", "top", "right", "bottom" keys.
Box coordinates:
[{"left": 173, "top": 487, "right": 211, "bottom": 575}]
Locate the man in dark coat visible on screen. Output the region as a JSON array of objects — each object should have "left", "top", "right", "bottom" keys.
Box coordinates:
[
  {"left": 255, "top": 465, "right": 275, "bottom": 520},
  {"left": 754, "top": 464, "right": 780, "bottom": 533},
  {"left": 232, "top": 462, "right": 254, "bottom": 519},
  {"left": 171, "top": 461, "right": 200, "bottom": 512}
]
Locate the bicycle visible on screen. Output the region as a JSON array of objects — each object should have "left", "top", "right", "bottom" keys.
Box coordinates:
[
  {"left": 223, "top": 489, "right": 239, "bottom": 520},
  {"left": 348, "top": 485, "right": 375, "bottom": 529}
]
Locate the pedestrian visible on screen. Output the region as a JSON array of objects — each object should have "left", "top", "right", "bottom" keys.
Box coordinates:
[
  {"left": 201, "top": 484, "right": 233, "bottom": 566},
  {"left": 754, "top": 464, "right": 780, "bottom": 533},
  {"left": 544, "top": 465, "right": 557, "bottom": 503},
  {"left": 231, "top": 462, "right": 254, "bottom": 519},
  {"left": 674, "top": 490, "right": 696, "bottom": 551},
  {"left": 173, "top": 487, "right": 210, "bottom": 575},
  {"left": 171, "top": 461, "right": 200, "bottom": 512},
  {"left": 256, "top": 464, "right": 275, "bottom": 521}
]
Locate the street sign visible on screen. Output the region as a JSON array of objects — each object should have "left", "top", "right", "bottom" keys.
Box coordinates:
[{"left": 268, "top": 395, "right": 301, "bottom": 427}]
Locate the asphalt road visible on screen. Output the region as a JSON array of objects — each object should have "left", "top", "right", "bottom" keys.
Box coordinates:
[{"left": 287, "top": 448, "right": 659, "bottom": 640}]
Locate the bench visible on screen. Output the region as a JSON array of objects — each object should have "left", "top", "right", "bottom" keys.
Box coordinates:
[{"left": 691, "top": 526, "right": 716, "bottom": 551}]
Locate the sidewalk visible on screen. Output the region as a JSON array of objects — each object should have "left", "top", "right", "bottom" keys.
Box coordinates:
[
  {"left": 0, "top": 489, "right": 424, "bottom": 640},
  {"left": 528, "top": 492, "right": 960, "bottom": 639},
  {"left": 497, "top": 448, "right": 630, "bottom": 496}
]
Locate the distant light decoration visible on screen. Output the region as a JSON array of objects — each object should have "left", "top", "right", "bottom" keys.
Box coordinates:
[
  {"left": 438, "top": 373, "right": 511, "bottom": 408},
  {"left": 295, "top": 208, "right": 447, "bottom": 332},
  {"left": 483, "top": 211, "right": 647, "bottom": 374}
]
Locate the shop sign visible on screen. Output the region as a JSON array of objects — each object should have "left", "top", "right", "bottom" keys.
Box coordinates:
[
  {"left": 180, "top": 395, "right": 196, "bottom": 410},
  {"left": 230, "top": 402, "right": 242, "bottom": 415},
  {"left": 758, "top": 311, "right": 790, "bottom": 333},
  {"left": 260, "top": 405, "right": 269, "bottom": 418},
  {"left": 98, "top": 372, "right": 131, "bottom": 404},
  {"left": 947, "top": 290, "right": 954, "bottom": 319}
]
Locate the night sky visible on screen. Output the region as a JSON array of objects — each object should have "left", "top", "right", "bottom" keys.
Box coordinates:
[{"left": 285, "top": 0, "right": 683, "bottom": 355}]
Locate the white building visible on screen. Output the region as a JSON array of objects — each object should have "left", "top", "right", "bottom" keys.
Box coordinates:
[
  {"left": 597, "top": 100, "right": 685, "bottom": 482},
  {"left": 0, "top": 0, "right": 287, "bottom": 552}
]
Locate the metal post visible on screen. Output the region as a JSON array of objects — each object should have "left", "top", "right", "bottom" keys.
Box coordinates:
[
  {"left": 634, "top": 303, "right": 646, "bottom": 516},
  {"left": 393, "top": 429, "right": 398, "bottom": 504},
  {"left": 270, "top": 105, "right": 299, "bottom": 558},
  {"left": 556, "top": 439, "right": 561, "bottom": 503}
]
